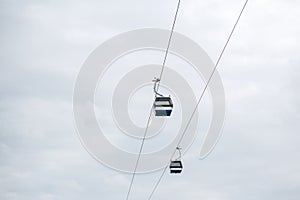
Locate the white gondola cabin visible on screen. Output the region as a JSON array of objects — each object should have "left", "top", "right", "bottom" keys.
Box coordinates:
[
  {"left": 153, "top": 96, "right": 173, "bottom": 116},
  {"left": 170, "top": 160, "right": 183, "bottom": 174}
]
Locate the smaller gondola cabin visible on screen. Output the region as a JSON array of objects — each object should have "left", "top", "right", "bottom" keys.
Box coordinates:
[{"left": 170, "top": 160, "right": 183, "bottom": 174}]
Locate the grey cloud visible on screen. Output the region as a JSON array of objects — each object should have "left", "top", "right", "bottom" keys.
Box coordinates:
[{"left": 1, "top": 0, "right": 300, "bottom": 200}]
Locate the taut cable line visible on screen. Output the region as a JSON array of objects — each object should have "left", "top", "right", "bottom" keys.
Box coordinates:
[
  {"left": 147, "top": 0, "right": 249, "bottom": 199},
  {"left": 125, "top": 1, "right": 181, "bottom": 199}
]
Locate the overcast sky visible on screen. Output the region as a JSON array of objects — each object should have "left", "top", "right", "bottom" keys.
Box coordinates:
[{"left": 1, "top": 0, "right": 300, "bottom": 200}]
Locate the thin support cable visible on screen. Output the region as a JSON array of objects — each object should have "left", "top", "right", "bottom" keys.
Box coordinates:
[
  {"left": 147, "top": 0, "right": 249, "bottom": 199},
  {"left": 125, "top": 0, "right": 182, "bottom": 199},
  {"left": 148, "top": 165, "right": 168, "bottom": 200},
  {"left": 156, "top": 0, "right": 181, "bottom": 92},
  {"left": 125, "top": 104, "right": 154, "bottom": 200}
]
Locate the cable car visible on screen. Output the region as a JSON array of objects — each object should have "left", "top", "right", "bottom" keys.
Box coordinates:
[
  {"left": 170, "top": 147, "right": 183, "bottom": 174},
  {"left": 154, "top": 96, "right": 173, "bottom": 116},
  {"left": 170, "top": 160, "right": 183, "bottom": 174},
  {"left": 152, "top": 77, "right": 173, "bottom": 117}
]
